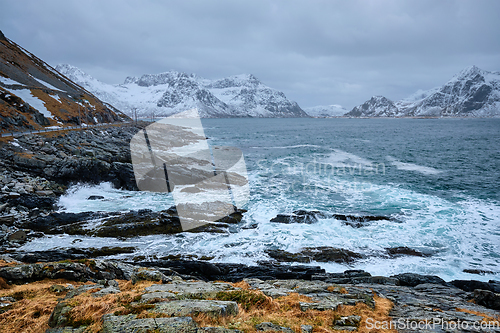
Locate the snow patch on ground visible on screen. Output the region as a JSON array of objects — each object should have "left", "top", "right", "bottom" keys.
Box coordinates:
[
  {"left": 4, "top": 88, "right": 54, "bottom": 119},
  {"left": 0, "top": 77, "right": 24, "bottom": 86},
  {"left": 29, "top": 75, "right": 65, "bottom": 92}
]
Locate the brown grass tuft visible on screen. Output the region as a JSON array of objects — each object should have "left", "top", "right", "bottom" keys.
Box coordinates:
[
  {"left": 456, "top": 307, "right": 500, "bottom": 323},
  {"left": 0, "top": 279, "right": 160, "bottom": 333}
]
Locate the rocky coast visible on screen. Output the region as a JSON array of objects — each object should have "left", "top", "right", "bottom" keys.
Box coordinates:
[{"left": 0, "top": 123, "right": 499, "bottom": 332}]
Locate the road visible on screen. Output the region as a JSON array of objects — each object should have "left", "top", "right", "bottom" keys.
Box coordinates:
[{"left": 0, "top": 121, "right": 132, "bottom": 138}]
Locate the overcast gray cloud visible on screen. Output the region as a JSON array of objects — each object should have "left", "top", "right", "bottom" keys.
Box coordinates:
[{"left": 1, "top": 0, "right": 499, "bottom": 109}]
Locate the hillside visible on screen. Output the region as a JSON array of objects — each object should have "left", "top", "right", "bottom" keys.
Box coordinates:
[
  {"left": 56, "top": 64, "right": 308, "bottom": 118},
  {"left": 0, "top": 30, "right": 129, "bottom": 133}
]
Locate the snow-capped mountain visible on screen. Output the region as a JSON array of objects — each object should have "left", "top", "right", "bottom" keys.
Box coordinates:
[
  {"left": 303, "top": 104, "right": 347, "bottom": 117},
  {"left": 56, "top": 64, "right": 308, "bottom": 118},
  {"left": 347, "top": 96, "right": 400, "bottom": 117},
  {"left": 346, "top": 66, "right": 500, "bottom": 117}
]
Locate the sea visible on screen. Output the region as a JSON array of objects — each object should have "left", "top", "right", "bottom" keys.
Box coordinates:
[{"left": 20, "top": 118, "right": 500, "bottom": 282}]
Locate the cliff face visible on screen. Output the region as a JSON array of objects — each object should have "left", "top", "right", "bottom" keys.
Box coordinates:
[{"left": 0, "top": 31, "right": 129, "bottom": 133}]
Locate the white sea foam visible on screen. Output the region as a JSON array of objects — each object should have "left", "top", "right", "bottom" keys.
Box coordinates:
[
  {"left": 324, "top": 149, "right": 374, "bottom": 167},
  {"left": 57, "top": 182, "right": 175, "bottom": 213},
  {"left": 387, "top": 156, "right": 442, "bottom": 175},
  {"left": 249, "top": 144, "right": 322, "bottom": 149},
  {"left": 34, "top": 178, "right": 499, "bottom": 281}
]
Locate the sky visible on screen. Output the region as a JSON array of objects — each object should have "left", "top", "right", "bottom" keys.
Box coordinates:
[{"left": 1, "top": 0, "right": 499, "bottom": 109}]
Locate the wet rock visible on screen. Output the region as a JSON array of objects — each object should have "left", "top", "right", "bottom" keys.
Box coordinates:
[
  {"left": 21, "top": 211, "right": 100, "bottom": 233},
  {"left": 270, "top": 210, "right": 323, "bottom": 224},
  {"left": 152, "top": 300, "right": 238, "bottom": 317},
  {"left": 265, "top": 249, "right": 312, "bottom": 263},
  {"left": 87, "top": 195, "right": 104, "bottom": 200},
  {"left": 392, "top": 273, "right": 448, "bottom": 287},
  {"left": 473, "top": 289, "right": 500, "bottom": 310},
  {"left": 255, "top": 322, "right": 294, "bottom": 333},
  {"left": 311, "top": 270, "right": 371, "bottom": 284},
  {"left": 267, "top": 247, "right": 363, "bottom": 264},
  {"left": 0, "top": 259, "right": 168, "bottom": 284},
  {"left": 463, "top": 268, "right": 496, "bottom": 275},
  {"left": 385, "top": 246, "right": 429, "bottom": 258},
  {"left": 350, "top": 276, "right": 399, "bottom": 285},
  {"left": 136, "top": 260, "right": 325, "bottom": 282},
  {"left": 450, "top": 279, "right": 500, "bottom": 293},
  {"left": 10, "top": 193, "right": 56, "bottom": 210},
  {"left": 11, "top": 247, "right": 137, "bottom": 262},
  {"left": 332, "top": 213, "right": 394, "bottom": 228}
]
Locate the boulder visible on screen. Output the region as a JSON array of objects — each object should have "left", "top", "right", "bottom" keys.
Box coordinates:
[
  {"left": 255, "top": 322, "right": 294, "bottom": 333},
  {"left": 392, "top": 273, "right": 447, "bottom": 287},
  {"left": 450, "top": 279, "right": 500, "bottom": 293},
  {"left": 152, "top": 300, "right": 238, "bottom": 317},
  {"left": 473, "top": 289, "right": 500, "bottom": 310},
  {"left": 266, "top": 247, "right": 363, "bottom": 264}
]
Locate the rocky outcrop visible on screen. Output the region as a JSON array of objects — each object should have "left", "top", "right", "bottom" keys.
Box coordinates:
[
  {"left": 270, "top": 209, "right": 396, "bottom": 227},
  {"left": 0, "top": 259, "right": 173, "bottom": 284},
  {"left": 266, "top": 247, "right": 364, "bottom": 264},
  {"left": 0, "top": 124, "right": 142, "bottom": 190}
]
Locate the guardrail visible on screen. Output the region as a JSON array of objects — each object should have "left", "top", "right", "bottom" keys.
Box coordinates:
[{"left": 0, "top": 121, "right": 132, "bottom": 138}]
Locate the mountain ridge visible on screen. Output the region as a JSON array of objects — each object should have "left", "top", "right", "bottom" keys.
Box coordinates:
[
  {"left": 346, "top": 65, "right": 500, "bottom": 117},
  {"left": 56, "top": 64, "right": 309, "bottom": 118}
]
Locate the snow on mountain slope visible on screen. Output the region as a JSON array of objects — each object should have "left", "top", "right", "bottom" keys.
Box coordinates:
[
  {"left": 56, "top": 65, "right": 308, "bottom": 118},
  {"left": 346, "top": 96, "right": 400, "bottom": 117},
  {"left": 303, "top": 104, "right": 347, "bottom": 117},
  {"left": 404, "top": 66, "right": 500, "bottom": 117},
  {"left": 347, "top": 66, "right": 500, "bottom": 117}
]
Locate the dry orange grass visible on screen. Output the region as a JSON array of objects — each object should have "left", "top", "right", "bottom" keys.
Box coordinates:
[
  {"left": 456, "top": 307, "right": 500, "bottom": 324},
  {"left": 0, "top": 260, "right": 19, "bottom": 268},
  {"left": 0, "top": 279, "right": 160, "bottom": 333},
  {"left": 0, "top": 279, "right": 87, "bottom": 333},
  {"left": 192, "top": 288, "right": 397, "bottom": 333}
]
